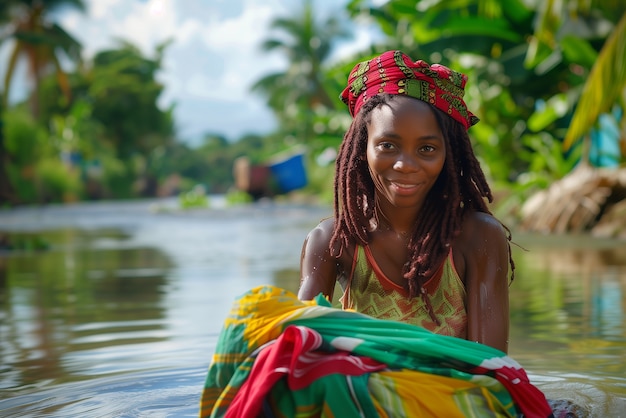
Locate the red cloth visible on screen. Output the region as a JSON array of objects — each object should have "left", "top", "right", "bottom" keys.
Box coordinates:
[
  {"left": 341, "top": 50, "right": 479, "bottom": 129},
  {"left": 472, "top": 363, "right": 555, "bottom": 418},
  {"left": 225, "top": 325, "right": 386, "bottom": 418}
]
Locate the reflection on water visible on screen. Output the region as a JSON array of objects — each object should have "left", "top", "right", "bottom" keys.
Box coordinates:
[
  {"left": 505, "top": 235, "right": 626, "bottom": 416},
  {"left": 0, "top": 199, "right": 625, "bottom": 417}
]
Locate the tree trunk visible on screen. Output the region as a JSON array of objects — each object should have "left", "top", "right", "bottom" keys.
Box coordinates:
[{"left": 0, "top": 118, "right": 16, "bottom": 206}]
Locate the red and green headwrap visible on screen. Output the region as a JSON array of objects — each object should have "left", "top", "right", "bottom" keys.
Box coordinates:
[{"left": 340, "top": 50, "right": 479, "bottom": 130}]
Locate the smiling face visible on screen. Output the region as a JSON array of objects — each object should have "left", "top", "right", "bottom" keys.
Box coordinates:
[{"left": 366, "top": 95, "right": 446, "bottom": 211}]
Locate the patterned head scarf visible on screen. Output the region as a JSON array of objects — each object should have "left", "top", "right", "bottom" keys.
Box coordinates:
[{"left": 340, "top": 50, "right": 479, "bottom": 130}]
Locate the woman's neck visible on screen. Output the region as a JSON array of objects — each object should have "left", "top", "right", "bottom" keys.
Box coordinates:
[{"left": 373, "top": 196, "right": 420, "bottom": 238}]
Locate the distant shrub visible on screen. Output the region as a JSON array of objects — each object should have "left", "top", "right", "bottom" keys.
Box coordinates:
[
  {"left": 3, "top": 108, "right": 49, "bottom": 165},
  {"left": 225, "top": 189, "right": 253, "bottom": 206},
  {"left": 179, "top": 185, "right": 209, "bottom": 209},
  {"left": 36, "top": 158, "right": 82, "bottom": 202}
]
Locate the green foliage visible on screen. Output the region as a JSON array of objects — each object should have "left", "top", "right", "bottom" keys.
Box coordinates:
[
  {"left": 342, "top": 0, "right": 624, "bottom": 190},
  {"left": 24, "top": 40, "right": 177, "bottom": 200},
  {"left": 527, "top": 94, "right": 570, "bottom": 133},
  {"left": 518, "top": 132, "right": 582, "bottom": 181},
  {"left": 563, "top": 12, "right": 626, "bottom": 150},
  {"left": 560, "top": 35, "right": 598, "bottom": 69},
  {"left": 252, "top": 0, "right": 351, "bottom": 142},
  {"left": 1, "top": 0, "right": 85, "bottom": 116},
  {"left": 0, "top": 233, "right": 49, "bottom": 252},
  {"left": 3, "top": 107, "right": 49, "bottom": 165},
  {"left": 2, "top": 107, "right": 82, "bottom": 202},
  {"left": 2, "top": 109, "right": 44, "bottom": 201},
  {"left": 225, "top": 190, "right": 253, "bottom": 206},
  {"left": 6, "top": 163, "right": 38, "bottom": 202},
  {"left": 179, "top": 185, "right": 209, "bottom": 209},
  {"left": 35, "top": 157, "right": 81, "bottom": 202},
  {"left": 2, "top": 0, "right": 623, "bottom": 206},
  {"left": 302, "top": 155, "right": 335, "bottom": 205},
  {"left": 493, "top": 131, "right": 583, "bottom": 222},
  {"left": 88, "top": 41, "right": 174, "bottom": 160}
]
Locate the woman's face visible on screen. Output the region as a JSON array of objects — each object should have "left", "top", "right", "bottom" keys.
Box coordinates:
[{"left": 366, "top": 95, "right": 446, "bottom": 210}]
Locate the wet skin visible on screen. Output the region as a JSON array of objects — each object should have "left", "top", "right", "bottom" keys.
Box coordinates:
[{"left": 299, "top": 96, "right": 510, "bottom": 353}]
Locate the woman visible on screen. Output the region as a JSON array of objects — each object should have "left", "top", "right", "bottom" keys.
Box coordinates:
[
  {"left": 298, "top": 50, "right": 513, "bottom": 353},
  {"left": 201, "top": 51, "right": 565, "bottom": 418}
]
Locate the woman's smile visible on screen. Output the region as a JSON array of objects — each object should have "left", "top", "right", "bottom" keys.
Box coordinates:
[{"left": 389, "top": 180, "right": 423, "bottom": 195}]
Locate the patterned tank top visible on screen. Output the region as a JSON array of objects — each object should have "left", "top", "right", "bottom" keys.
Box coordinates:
[{"left": 340, "top": 245, "right": 467, "bottom": 338}]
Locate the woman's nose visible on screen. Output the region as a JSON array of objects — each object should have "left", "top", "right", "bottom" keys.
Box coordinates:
[{"left": 392, "top": 152, "right": 419, "bottom": 172}]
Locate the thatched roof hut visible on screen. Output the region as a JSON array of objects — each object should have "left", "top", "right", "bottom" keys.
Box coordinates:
[{"left": 518, "top": 164, "right": 626, "bottom": 238}]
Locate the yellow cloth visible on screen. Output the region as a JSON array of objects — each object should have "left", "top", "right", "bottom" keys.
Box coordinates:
[{"left": 370, "top": 370, "right": 512, "bottom": 418}]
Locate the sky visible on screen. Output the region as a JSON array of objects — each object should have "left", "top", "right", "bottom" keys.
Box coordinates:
[{"left": 1, "top": 0, "right": 383, "bottom": 146}]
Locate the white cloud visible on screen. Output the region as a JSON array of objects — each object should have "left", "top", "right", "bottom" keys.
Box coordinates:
[
  {"left": 176, "top": 19, "right": 203, "bottom": 47},
  {"left": 200, "top": 1, "right": 275, "bottom": 51},
  {"left": 184, "top": 73, "right": 223, "bottom": 100},
  {"left": 61, "top": 0, "right": 179, "bottom": 58},
  {"left": 117, "top": 0, "right": 179, "bottom": 53},
  {"left": 6, "top": 0, "right": 377, "bottom": 141},
  {"left": 166, "top": 0, "right": 289, "bottom": 106},
  {"left": 331, "top": 25, "right": 379, "bottom": 63},
  {"left": 90, "top": 0, "right": 123, "bottom": 20}
]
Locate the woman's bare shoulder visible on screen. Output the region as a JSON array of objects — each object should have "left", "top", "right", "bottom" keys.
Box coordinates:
[
  {"left": 305, "top": 217, "right": 335, "bottom": 247},
  {"left": 459, "top": 211, "right": 509, "bottom": 248},
  {"left": 453, "top": 211, "right": 509, "bottom": 275},
  {"left": 304, "top": 217, "right": 355, "bottom": 269}
]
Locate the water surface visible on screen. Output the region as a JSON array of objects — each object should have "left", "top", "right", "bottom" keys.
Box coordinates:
[{"left": 0, "top": 199, "right": 624, "bottom": 417}]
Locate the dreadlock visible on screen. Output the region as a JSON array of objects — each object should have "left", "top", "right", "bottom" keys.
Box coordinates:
[{"left": 330, "top": 94, "right": 515, "bottom": 298}]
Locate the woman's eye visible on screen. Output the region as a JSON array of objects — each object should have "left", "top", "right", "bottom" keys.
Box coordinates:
[
  {"left": 420, "top": 145, "right": 435, "bottom": 153},
  {"left": 377, "top": 142, "right": 394, "bottom": 150}
]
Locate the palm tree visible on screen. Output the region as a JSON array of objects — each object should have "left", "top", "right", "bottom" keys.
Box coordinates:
[
  {"left": 252, "top": 0, "right": 350, "bottom": 140},
  {"left": 1, "top": 0, "right": 85, "bottom": 119}
]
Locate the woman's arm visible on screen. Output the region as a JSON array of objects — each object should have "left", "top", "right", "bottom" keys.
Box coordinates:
[
  {"left": 459, "top": 212, "right": 511, "bottom": 353},
  {"left": 298, "top": 218, "right": 339, "bottom": 301}
]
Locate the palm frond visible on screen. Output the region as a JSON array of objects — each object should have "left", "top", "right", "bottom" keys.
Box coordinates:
[{"left": 563, "top": 12, "right": 626, "bottom": 150}]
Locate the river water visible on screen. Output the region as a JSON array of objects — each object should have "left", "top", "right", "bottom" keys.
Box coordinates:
[{"left": 0, "top": 198, "right": 624, "bottom": 417}]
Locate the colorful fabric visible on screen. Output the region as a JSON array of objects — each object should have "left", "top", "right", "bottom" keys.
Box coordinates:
[
  {"left": 368, "top": 370, "right": 511, "bottom": 418},
  {"left": 225, "top": 325, "right": 387, "bottom": 418},
  {"left": 200, "top": 285, "right": 553, "bottom": 418},
  {"left": 341, "top": 245, "right": 467, "bottom": 338},
  {"left": 340, "top": 50, "right": 479, "bottom": 129}
]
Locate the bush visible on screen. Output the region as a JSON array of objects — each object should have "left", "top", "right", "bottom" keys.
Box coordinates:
[
  {"left": 179, "top": 185, "right": 209, "bottom": 209},
  {"left": 225, "top": 189, "right": 253, "bottom": 206},
  {"left": 36, "top": 158, "right": 82, "bottom": 202},
  {"left": 3, "top": 108, "right": 49, "bottom": 165}
]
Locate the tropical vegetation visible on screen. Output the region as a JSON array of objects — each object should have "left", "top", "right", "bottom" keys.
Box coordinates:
[{"left": 0, "top": 0, "right": 624, "bottom": 228}]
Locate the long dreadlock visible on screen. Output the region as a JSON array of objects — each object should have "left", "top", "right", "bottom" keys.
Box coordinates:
[{"left": 330, "top": 94, "right": 515, "bottom": 299}]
